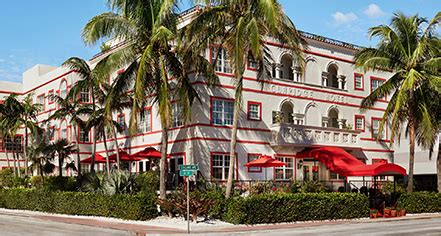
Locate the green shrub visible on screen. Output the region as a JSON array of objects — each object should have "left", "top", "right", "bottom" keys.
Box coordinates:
[
  {"left": 135, "top": 171, "right": 159, "bottom": 193},
  {"left": 44, "top": 176, "right": 77, "bottom": 191},
  {"left": 0, "top": 169, "right": 15, "bottom": 188},
  {"left": 223, "top": 193, "right": 369, "bottom": 224},
  {"left": 0, "top": 188, "right": 158, "bottom": 220},
  {"left": 30, "top": 176, "right": 44, "bottom": 188},
  {"left": 398, "top": 192, "right": 441, "bottom": 213},
  {"left": 300, "top": 181, "right": 328, "bottom": 193}
]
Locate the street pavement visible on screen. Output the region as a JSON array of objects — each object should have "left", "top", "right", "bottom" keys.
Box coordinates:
[{"left": 0, "top": 209, "right": 440, "bottom": 235}]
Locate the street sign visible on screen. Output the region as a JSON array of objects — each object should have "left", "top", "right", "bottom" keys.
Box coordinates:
[
  {"left": 179, "top": 164, "right": 199, "bottom": 171},
  {"left": 179, "top": 170, "right": 196, "bottom": 177}
]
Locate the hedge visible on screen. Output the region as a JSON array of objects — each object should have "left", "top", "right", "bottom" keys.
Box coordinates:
[
  {"left": 0, "top": 189, "right": 158, "bottom": 220},
  {"left": 223, "top": 193, "right": 369, "bottom": 224},
  {"left": 398, "top": 192, "right": 441, "bottom": 213}
]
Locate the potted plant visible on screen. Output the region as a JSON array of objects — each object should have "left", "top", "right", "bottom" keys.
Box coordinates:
[
  {"left": 401, "top": 208, "right": 406, "bottom": 216},
  {"left": 391, "top": 208, "right": 397, "bottom": 217},
  {"left": 384, "top": 207, "right": 391, "bottom": 218},
  {"left": 396, "top": 207, "right": 402, "bottom": 217},
  {"left": 370, "top": 209, "right": 379, "bottom": 219}
]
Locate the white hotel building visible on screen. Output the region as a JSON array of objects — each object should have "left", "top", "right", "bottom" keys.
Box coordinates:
[{"left": 0, "top": 8, "right": 438, "bottom": 190}]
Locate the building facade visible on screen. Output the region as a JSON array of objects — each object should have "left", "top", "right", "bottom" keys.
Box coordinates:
[{"left": 0, "top": 12, "right": 438, "bottom": 189}]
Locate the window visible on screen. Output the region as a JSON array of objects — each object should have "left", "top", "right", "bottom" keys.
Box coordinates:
[
  {"left": 117, "top": 114, "right": 125, "bottom": 130},
  {"left": 37, "top": 94, "right": 45, "bottom": 108},
  {"left": 48, "top": 126, "right": 56, "bottom": 141},
  {"left": 247, "top": 154, "right": 262, "bottom": 172},
  {"left": 370, "top": 77, "right": 385, "bottom": 95},
  {"left": 60, "top": 121, "right": 67, "bottom": 140},
  {"left": 248, "top": 55, "right": 258, "bottom": 70},
  {"left": 48, "top": 90, "right": 55, "bottom": 104},
  {"left": 211, "top": 47, "right": 231, "bottom": 73},
  {"left": 172, "top": 103, "right": 183, "bottom": 128},
  {"left": 329, "top": 170, "right": 345, "bottom": 180},
  {"left": 137, "top": 108, "right": 152, "bottom": 133},
  {"left": 60, "top": 80, "right": 68, "bottom": 99},
  {"left": 80, "top": 87, "right": 90, "bottom": 103},
  {"left": 354, "top": 73, "right": 364, "bottom": 90},
  {"left": 211, "top": 154, "right": 234, "bottom": 180},
  {"left": 247, "top": 102, "right": 261, "bottom": 121},
  {"left": 354, "top": 115, "right": 365, "bottom": 131},
  {"left": 211, "top": 98, "right": 234, "bottom": 126},
  {"left": 372, "top": 118, "right": 385, "bottom": 139},
  {"left": 79, "top": 127, "right": 90, "bottom": 143},
  {"left": 275, "top": 157, "right": 295, "bottom": 180},
  {"left": 4, "top": 136, "right": 22, "bottom": 152}
]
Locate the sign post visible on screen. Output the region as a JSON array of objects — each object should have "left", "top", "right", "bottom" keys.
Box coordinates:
[{"left": 179, "top": 164, "right": 199, "bottom": 234}]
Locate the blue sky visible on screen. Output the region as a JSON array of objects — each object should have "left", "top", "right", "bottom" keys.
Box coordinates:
[{"left": 0, "top": 0, "right": 439, "bottom": 83}]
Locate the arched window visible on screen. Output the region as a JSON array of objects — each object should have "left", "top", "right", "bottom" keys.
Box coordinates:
[
  {"left": 281, "top": 101, "right": 294, "bottom": 123},
  {"left": 328, "top": 108, "right": 339, "bottom": 128},
  {"left": 60, "top": 121, "right": 67, "bottom": 140},
  {"left": 60, "top": 80, "right": 68, "bottom": 99},
  {"left": 280, "top": 54, "right": 294, "bottom": 81},
  {"left": 327, "top": 64, "right": 339, "bottom": 89}
]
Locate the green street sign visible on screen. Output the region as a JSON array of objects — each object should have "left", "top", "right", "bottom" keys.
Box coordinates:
[
  {"left": 179, "top": 164, "right": 199, "bottom": 171},
  {"left": 179, "top": 170, "right": 196, "bottom": 177}
]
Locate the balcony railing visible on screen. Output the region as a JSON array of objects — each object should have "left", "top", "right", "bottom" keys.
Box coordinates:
[{"left": 270, "top": 123, "right": 360, "bottom": 148}]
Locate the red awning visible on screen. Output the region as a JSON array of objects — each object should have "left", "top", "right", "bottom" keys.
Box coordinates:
[
  {"left": 80, "top": 153, "right": 115, "bottom": 164},
  {"left": 109, "top": 150, "right": 142, "bottom": 162},
  {"left": 296, "top": 147, "right": 406, "bottom": 177},
  {"left": 244, "top": 155, "right": 287, "bottom": 168},
  {"left": 130, "top": 147, "right": 170, "bottom": 159}
]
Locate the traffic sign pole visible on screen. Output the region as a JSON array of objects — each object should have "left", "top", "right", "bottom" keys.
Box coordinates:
[{"left": 187, "top": 176, "right": 190, "bottom": 234}]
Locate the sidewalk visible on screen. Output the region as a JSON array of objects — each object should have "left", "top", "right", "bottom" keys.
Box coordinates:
[{"left": 1, "top": 208, "right": 440, "bottom": 235}]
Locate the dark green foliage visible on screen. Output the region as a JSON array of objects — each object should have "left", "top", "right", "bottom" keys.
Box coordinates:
[
  {"left": 398, "top": 192, "right": 441, "bottom": 213},
  {"left": 43, "top": 176, "right": 77, "bottom": 192},
  {"left": 135, "top": 171, "right": 159, "bottom": 193},
  {"left": 300, "top": 181, "right": 329, "bottom": 193},
  {"left": 223, "top": 193, "right": 369, "bottom": 224},
  {"left": 0, "top": 169, "right": 29, "bottom": 188},
  {"left": 0, "top": 188, "right": 158, "bottom": 220}
]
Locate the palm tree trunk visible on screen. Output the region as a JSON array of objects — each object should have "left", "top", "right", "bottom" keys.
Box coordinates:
[
  {"left": 225, "top": 100, "right": 240, "bottom": 199},
  {"left": 58, "top": 154, "right": 63, "bottom": 177},
  {"left": 112, "top": 124, "right": 120, "bottom": 170},
  {"left": 16, "top": 151, "right": 22, "bottom": 177},
  {"left": 407, "top": 122, "right": 416, "bottom": 192},
  {"left": 12, "top": 150, "right": 17, "bottom": 177},
  {"left": 159, "top": 126, "right": 168, "bottom": 199},
  {"left": 5, "top": 148, "right": 10, "bottom": 168},
  {"left": 437, "top": 140, "right": 441, "bottom": 193},
  {"left": 90, "top": 86, "right": 97, "bottom": 172},
  {"left": 103, "top": 130, "right": 111, "bottom": 174},
  {"left": 73, "top": 126, "right": 82, "bottom": 176},
  {"left": 24, "top": 123, "right": 29, "bottom": 176}
]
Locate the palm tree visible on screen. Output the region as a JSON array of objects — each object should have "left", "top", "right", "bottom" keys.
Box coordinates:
[
  {"left": 48, "top": 94, "right": 89, "bottom": 175},
  {"left": 28, "top": 141, "right": 56, "bottom": 181},
  {"left": 62, "top": 57, "right": 111, "bottom": 172},
  {"left": 47, "top": 139, "right": 76, "bottom": 177},
  {"left": 82, "top": 0, "right": 217, "bottom": 199},
  {"left": 184, "top": 0, "right": 306, "bottom": 198},
  {"left": 354, "top": 12, "right": 441, "bottom": 192},
  {"left": 101, "top": 82, "right": 131, "bottom": 170},
  {"left": 20, "top": 93, "right": 43, "bottom": 176}
]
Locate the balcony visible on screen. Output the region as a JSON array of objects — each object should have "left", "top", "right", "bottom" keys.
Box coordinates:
[{"left": 270, "top": 123, "right": 361, "bottom": 148}]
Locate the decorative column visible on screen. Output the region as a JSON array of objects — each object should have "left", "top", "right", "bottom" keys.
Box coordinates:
[
  {"left": 337, "top": 75, "right": 346, "bottom": 90},
  {"left": 337, "top": 119, "right": 347, "bottom": 129},
  {"left": 321, "top": 72, "right": 329, "bottom": 87},
  {"left": 274, "top": 63, "right": 282, "bottom": 79},
  {"left": 293, "top": 66, "right": 302, "bottom": 82},
  {"left": 322, "top": 117, "right": 329, "bottom": 127}
]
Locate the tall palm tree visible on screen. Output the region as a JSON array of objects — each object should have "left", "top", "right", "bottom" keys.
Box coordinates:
[
  {"left": 184, "top": 0, "right": 306, "bottom": 198},
  {"left": 101, "top": 82, "right": 131, "bottom": 170},
  {"left": 82, "top": 0, "right": 217, "bottom": 199},
  {"left": 28, "top": 141, "right": 56, "bottom": 181},
  {"left": 47, "top": 139, "right": 76, "bottom": 177},
  {"left": 20, "top": 93, "right": 43, "bottom": 176},
  {"left": 62, "top": 57, "right": 112, "bottom": 172},
  {"left": 354, "top": 12, "right": 440, "bottom": 192},
  {"left": 48, "top": 94, "right": 89, "bottom": 175}
]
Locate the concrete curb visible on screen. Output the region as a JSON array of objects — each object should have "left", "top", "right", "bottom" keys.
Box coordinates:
[{"left": 0, "top": 208, "right": 440, "bottom": 235}]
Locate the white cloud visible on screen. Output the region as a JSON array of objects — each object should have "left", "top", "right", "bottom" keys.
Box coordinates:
[
  {"left": 364, "top": 4, "right": 385, "bottom": 18},
  {"left": 332, "top": 12, "right": 358, "bottom": 25}
]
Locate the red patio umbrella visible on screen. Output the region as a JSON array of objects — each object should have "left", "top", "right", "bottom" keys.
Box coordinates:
[
  {"left": 130, "top": 147, "right": 170, "bottom": 159},
  {"left": 80, "top": 153, "right": 115, "bottom": 164},
  {"left": 109, "top": 150, "right": 142, "bottom": 162},
  {"left": 244, "top": 155, "right": 287, "bottom": 180}
]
